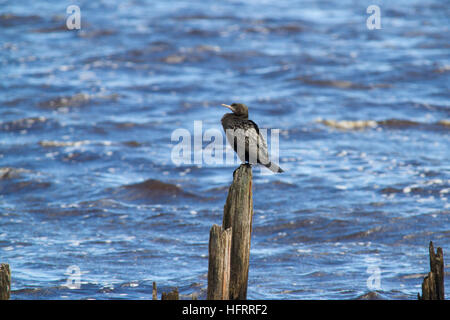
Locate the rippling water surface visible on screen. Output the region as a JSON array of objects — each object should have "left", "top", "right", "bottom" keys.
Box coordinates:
[{"left": 1, "top": 0, "right": 449, "bottom": 299}]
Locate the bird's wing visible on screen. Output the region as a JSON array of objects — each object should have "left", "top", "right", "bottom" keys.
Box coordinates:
[
  {"left": 247, "top": 120, "right": 270, "bottom": 165},
  {"left": 248, "top": 120, "right": 269, "bottom": 161},
  {"left": 225, "top": 121, "right": 270, "bottom": 165}
]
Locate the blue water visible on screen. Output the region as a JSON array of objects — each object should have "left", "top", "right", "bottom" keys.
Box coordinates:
[{"left": 1, "top": 0, "right": 449, "bottom": 299}]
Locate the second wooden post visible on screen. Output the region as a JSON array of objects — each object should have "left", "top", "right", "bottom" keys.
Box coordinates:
[{"left": 0, "top": 263, "right": 11, "bottom": 300}]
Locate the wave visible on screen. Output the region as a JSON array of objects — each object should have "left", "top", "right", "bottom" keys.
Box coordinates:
[
  {"left": 244, "top": 23, "right": 304, "bottom": 34},
  {"left": 38, "top": 93, "right": 119, "bottom": 109},
  {"left": 0, "top": 116, "right": 49, "bottom": 132},
  {"left": 317, "top": 118, "right": 450, "bottom": 130},
  {"left": 38, "top": 140, "right": 91, "bottom": 148},
  {"left": 0, "top": 167, "right": 31, "bottom": 180},
  {"left": 381, "top": 179, "right": 449, "bottom": 197},
  {"left": 438, "top": 120, "right": 450, "bottom": 127},
  {"left": 296, "top": 76, "right": 391, "bottom": 90},
  {"left": 316, "top": 119, "right": 377, "bottom": 130},
  {"left": 433, "top": 65, "right": 450, "bottom": 74}
]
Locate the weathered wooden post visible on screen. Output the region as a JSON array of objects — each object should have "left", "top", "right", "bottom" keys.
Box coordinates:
[
  {"left": 152, "top": 281, "right": 157, "bottom": 300},
  {"left": 161, "top": 287, "right": 179, "bottom": 300},
  {"left": 222, "top": 164, "right": 253, "bottom": 300},
  {"left": 207, "top": 224, "right": 232, "bottom": 300},
  {"left": 0, "top": 263, "right": 11, "bottom": 300},
  {"left": 418, "top": 241, "right": 445, "bottom": 300}
]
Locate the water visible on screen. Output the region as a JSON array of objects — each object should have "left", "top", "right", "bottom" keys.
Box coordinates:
[{"left": 1, "top": 0, "right": 449, "bottom": 300}]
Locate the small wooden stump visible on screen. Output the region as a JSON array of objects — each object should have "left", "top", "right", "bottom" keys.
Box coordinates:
[
  {"left": 0, "top": 263, "right": 11, "bottom": 300},
  {"left": 222, "top": 164, "right": 253, "bottom": 300},
  {"left": 418, "top": 241, "right": 445, "bottom": 300},
  {"left": 152, "top": 281, "right": 157, "bottom": 300},
  {"left": 207, "top": 224, "right": 232, "bottom": 300},
  {"left": 161, "top": 287, "right": 179, "bottom": 300}
]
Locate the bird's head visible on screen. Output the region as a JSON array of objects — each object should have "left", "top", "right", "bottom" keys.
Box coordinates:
[{"left": 221, "top": 103, "right": 248, "bottom": 118}]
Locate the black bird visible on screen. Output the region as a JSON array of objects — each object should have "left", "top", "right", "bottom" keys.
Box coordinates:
[{"left": 220, "top": 103, "right": 284, "bottom": 173}]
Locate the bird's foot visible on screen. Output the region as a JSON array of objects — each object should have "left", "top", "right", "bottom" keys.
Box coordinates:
[{"left": 244, "top": 162, "right": 252, "bottom": 168}]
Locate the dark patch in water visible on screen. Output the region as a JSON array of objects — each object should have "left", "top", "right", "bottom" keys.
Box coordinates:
[
  {"left": 380, "top": 187, "right": 403, "bottom": 194},
  {"left": 381, "top": 183, "right": 447, "bottom": 197},
  {"left": 244, "top": 23, "right": 304, "bottom": 34},
  {"left": 0, "top": 180, "right": 51, "bottom": 194},
  {"left": 62, "top": 151, "right": 101, "bottom": 163},
  {"left": 172, "top": 14, "right": 236, "bottom": 21},
  {"left": 78, "top": 29, "right": 117, "bottom": 38},
  {"left": 32, "top": 24, "right": 67, "bottom": 33},
  {"left": 38, "top": 93, "right": 120, "bottom": 109},
  {"left": 114, "top": 179, "right": 197, "bottom": 202},
  {"left": 122, "top": 141, "right": 142, "bottom": 147},
  {"left": 332, "top": 226, "right": 384, "bottom": 241},
  {"left": 185, "top": 28, "right": 220, "bottom": 37},
  {"left": 356, "top": 291, "right": 385, "bottom": 300},
  {"left": 0, "top": 13, "right": 42, "bottom": 27},
  {"left": 378, "top": 119, "right": 421, "bottom": 128}
]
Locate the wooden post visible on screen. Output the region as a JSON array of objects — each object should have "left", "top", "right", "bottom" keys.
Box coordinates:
[
  {"left": 161, "top": 287, "right": 179, "bottom": 300},
  {"left": 207, "top": 224, "right": 232, "bottom": 300},
  {"left": 222, "top": 164, "right": 253, "bottom": 300},
  {"left": 152, "top": 281, "right": 157, "bottom": 300},
  {"left": 0, "top": 263, "right": 11, "bottom": 300},
  {"left": 418, "top": 241, "right": 445, "bottom": 300}
]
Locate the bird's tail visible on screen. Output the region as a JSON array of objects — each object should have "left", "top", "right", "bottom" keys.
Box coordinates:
[{"left": 264, "top": 162, "right": 284, "bottom": 173}]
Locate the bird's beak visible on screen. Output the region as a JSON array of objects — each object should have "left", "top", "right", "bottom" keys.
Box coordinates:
[{"left": 221, "top": 104, "right": 234, "bottom": 111}]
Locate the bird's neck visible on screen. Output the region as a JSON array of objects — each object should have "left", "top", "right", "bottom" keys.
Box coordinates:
[
  {"left": 234, "top": 113, "right": 248, "bottom": 120},
  {"left": 221, "top": 113, "right": 248, "bottom": 123}
]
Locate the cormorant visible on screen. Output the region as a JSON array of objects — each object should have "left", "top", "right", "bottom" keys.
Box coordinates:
[{"left": 220, "top": 103, "right": 284, "bottom": 173}]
